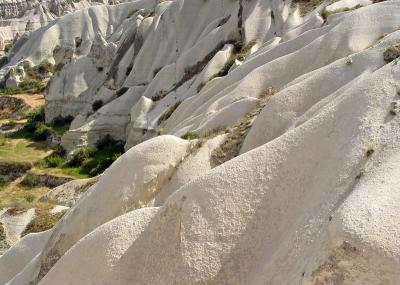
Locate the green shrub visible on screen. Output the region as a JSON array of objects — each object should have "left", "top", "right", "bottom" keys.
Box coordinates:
[
  {"left": 92, "top": 100, "right": 103, "bottom": 111},
  {"left": 25, "top": 107, "right": 45, "bottom": 125},
  {"left": 19, "top": 80, "right": 46, "bottom": 92},
  {"left": 181, "top": 132, "right": 200, "bottom": 140},
  {"left": 35, "top": 59, "right": 56, "bottom": 75},
  {"left": 33, "top": 123, "right": 51, "bottom": 141},
  {"left": 116, "top": 87, "right": 129, "bottom": 97},
  {"left": 79, "top": 135, "right": 124, "bottom": 176},
  {"left": 21, "top": 174, "right": 40, "bottom": 187},
  {"left": 43, "top": 154, "right": 65, "bottom": 168},
  {"left": 0, "top": 79, "right": 46, "bottom": 95},
  {"left": 95, "top": 134, "right": 118, "bottom": 150},
  {"left": 4, "top": 43, "right": 12, "bottom": 53},
  {"left": 68, "top": 146, "right": 97, "bottom": 167},
  {"left": 51, "top": 115, "right": 74, "bottom": 127},
  {"left": 24, "top": 194, "right": 35, "bottom": 203}
]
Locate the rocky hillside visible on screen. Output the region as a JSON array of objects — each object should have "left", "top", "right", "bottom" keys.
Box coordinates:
[
  {"left": 0, "top": 0, "right": 106, "bottom": 55},
  {"left": 1, "top": 0, "right": 400, "bottom": 284}
]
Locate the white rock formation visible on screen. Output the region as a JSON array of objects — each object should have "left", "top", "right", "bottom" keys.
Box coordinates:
[
  {"left": 0, "top": 0, "right": 102, "bottom": 55},
  {"left": 1, "top": 0, "right": 400, "bottom": 284}
]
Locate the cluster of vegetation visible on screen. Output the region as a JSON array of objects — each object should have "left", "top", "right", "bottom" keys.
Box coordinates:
[
  {"left": 31, "top": 60, "right": 57, "bottom": 78},
  {"left": 20, "top": 173, "right": 40, "bottom": 187},
  {"left": 67, "top": 135, "right": 124, "bottom": 176},
  {"left": 383, "top": 44, "right": 400, "bottom": 64},
  {"left": 0, "top": 176, "right": 11, "bottom": 191},
  {"left": 22, "top": 209, "right": 66, "bottom": 236},
  {"left": 220, "top": 40, "right": 257, "bottom": 75},
  {"left": 152, "top": 90, "right": 168, "bottom": 101},
  {"left": 116, "top": 87, "right": 129, "bottom": 97},
  {"left": 4, "top": 42, "right": 13, "bottom": 53},
  {"left": 211, "top": 87, "right": 275, "bottom": 165},
  {"left": 158, "top": 101, "right": 182, "bottom": 125},
  {"left": 0, "top": 59, "right": 56, "bottom": 95},
  {"left": 0, "top": 80, "right": 46, "bottom": 95},
  {"left": 320, "top": 4, "right": 363, "bottom": 20},
  {"left": 11, "top": 107, "right": 73, "bottom": 142},
  {"left": 92, "top": 100, "right": 103, "bottom": 111},
  {"left": 292, "top": 0, "right": 325, "bottom": 16},
  {"left": 40, "top": 135, "right": 125, "bottom": 177},
  {"left": 181, "top": 126, "right": 228, "bottom": 149},
  {"left": 197, "top": 40, "right": 257, "bottom": 93},
  {"left": 0, "top": 133, "right": 6, "bottom": 146}
]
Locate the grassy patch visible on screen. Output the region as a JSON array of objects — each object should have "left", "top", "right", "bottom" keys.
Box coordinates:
[
  {"left": 181, "top": 132, "right": 200, "bottom": 140},
  {"left": 20, "top": 173, "right": 40, "bottom": 187},
  {"left": 0, "top": 183, "right": 53, "bottom": 212},
  {"left": 0, "top": 80, "right": 46, "bottom": 95},
  {"left": 0, "top": 177, "right": 11, "bottom": 191},
  {"left": 37, "top": 135, "right": 124, "bottom": 178},
  {"left": 0, "top": 137, "right": 48, "bottom": 163},
  {"left": 22, "top": 209, "right": 65, "bottom": 236}
]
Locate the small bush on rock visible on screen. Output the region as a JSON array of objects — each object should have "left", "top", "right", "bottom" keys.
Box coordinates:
[
  {"left": 383, "top": 44, "right": 400, "bottom": 63},
  {"left": 68, "top": 146, "right": 97, "bottom": 167},
  {"left": 92, "top": 100, "right": 103, "bottom": 111},
  {"left": 4, "top": 43, "right": 12, "bottom": 53},
  {"left": 116, "top": 87, "right": 129, "bottom": 97},
  {"left": 51, "top": 115, "right": 74, "bottom": 127},
  {"left": 33, "top": 123, "right": 51, "bottom": 141}
]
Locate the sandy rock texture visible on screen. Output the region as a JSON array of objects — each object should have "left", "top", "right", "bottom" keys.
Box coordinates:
[
  {"left": 0, "top": 0, "right": 104, "bottom": 55},
  {"left": 0, "top": 0, "right": 400, "bottom": 284}
]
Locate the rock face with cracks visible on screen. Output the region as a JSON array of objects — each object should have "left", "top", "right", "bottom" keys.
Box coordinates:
[
  {"left": 0, "top": 0, "right": 102, "bottom": 55},
  {"left": 1, "top": 0, "right": 400, "bottom": 284}
]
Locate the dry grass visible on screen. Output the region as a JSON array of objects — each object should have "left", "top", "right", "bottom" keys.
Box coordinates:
[
  {"left": 22, "top": 209, "right": 65, "bottom": 236},
  {"left": 211, "top": 87, "right": 275, "bottom": 165},
  {"left": 0, "top": 137, "right": 49, "bottom": 163},
  {"left": 0, "top": 181, "right": 53, "bottom": 213}
]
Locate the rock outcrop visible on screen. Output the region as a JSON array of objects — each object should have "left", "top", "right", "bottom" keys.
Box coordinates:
[
  {"left": 0, "top": 0, "right": 104, "bottom": 55},
  {"left": 1, "top": 0, "right": 400, "bottom": 284}
]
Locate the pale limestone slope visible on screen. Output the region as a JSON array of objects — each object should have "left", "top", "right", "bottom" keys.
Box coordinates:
[{"left": 0, "top": 0, "right": 400, "bottom": 284}]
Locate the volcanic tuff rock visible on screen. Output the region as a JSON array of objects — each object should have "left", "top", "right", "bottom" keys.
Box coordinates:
[
  {"left": 1, "top": 0, "right": 400, "bottom": 284},
  {"left": 0, "top": 0, "right": 104, "bottom": 54}
]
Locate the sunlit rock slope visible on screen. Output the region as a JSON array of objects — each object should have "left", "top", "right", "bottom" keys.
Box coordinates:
[{"left": 1, "top": 0, "right": 400, "bottom": 284}]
